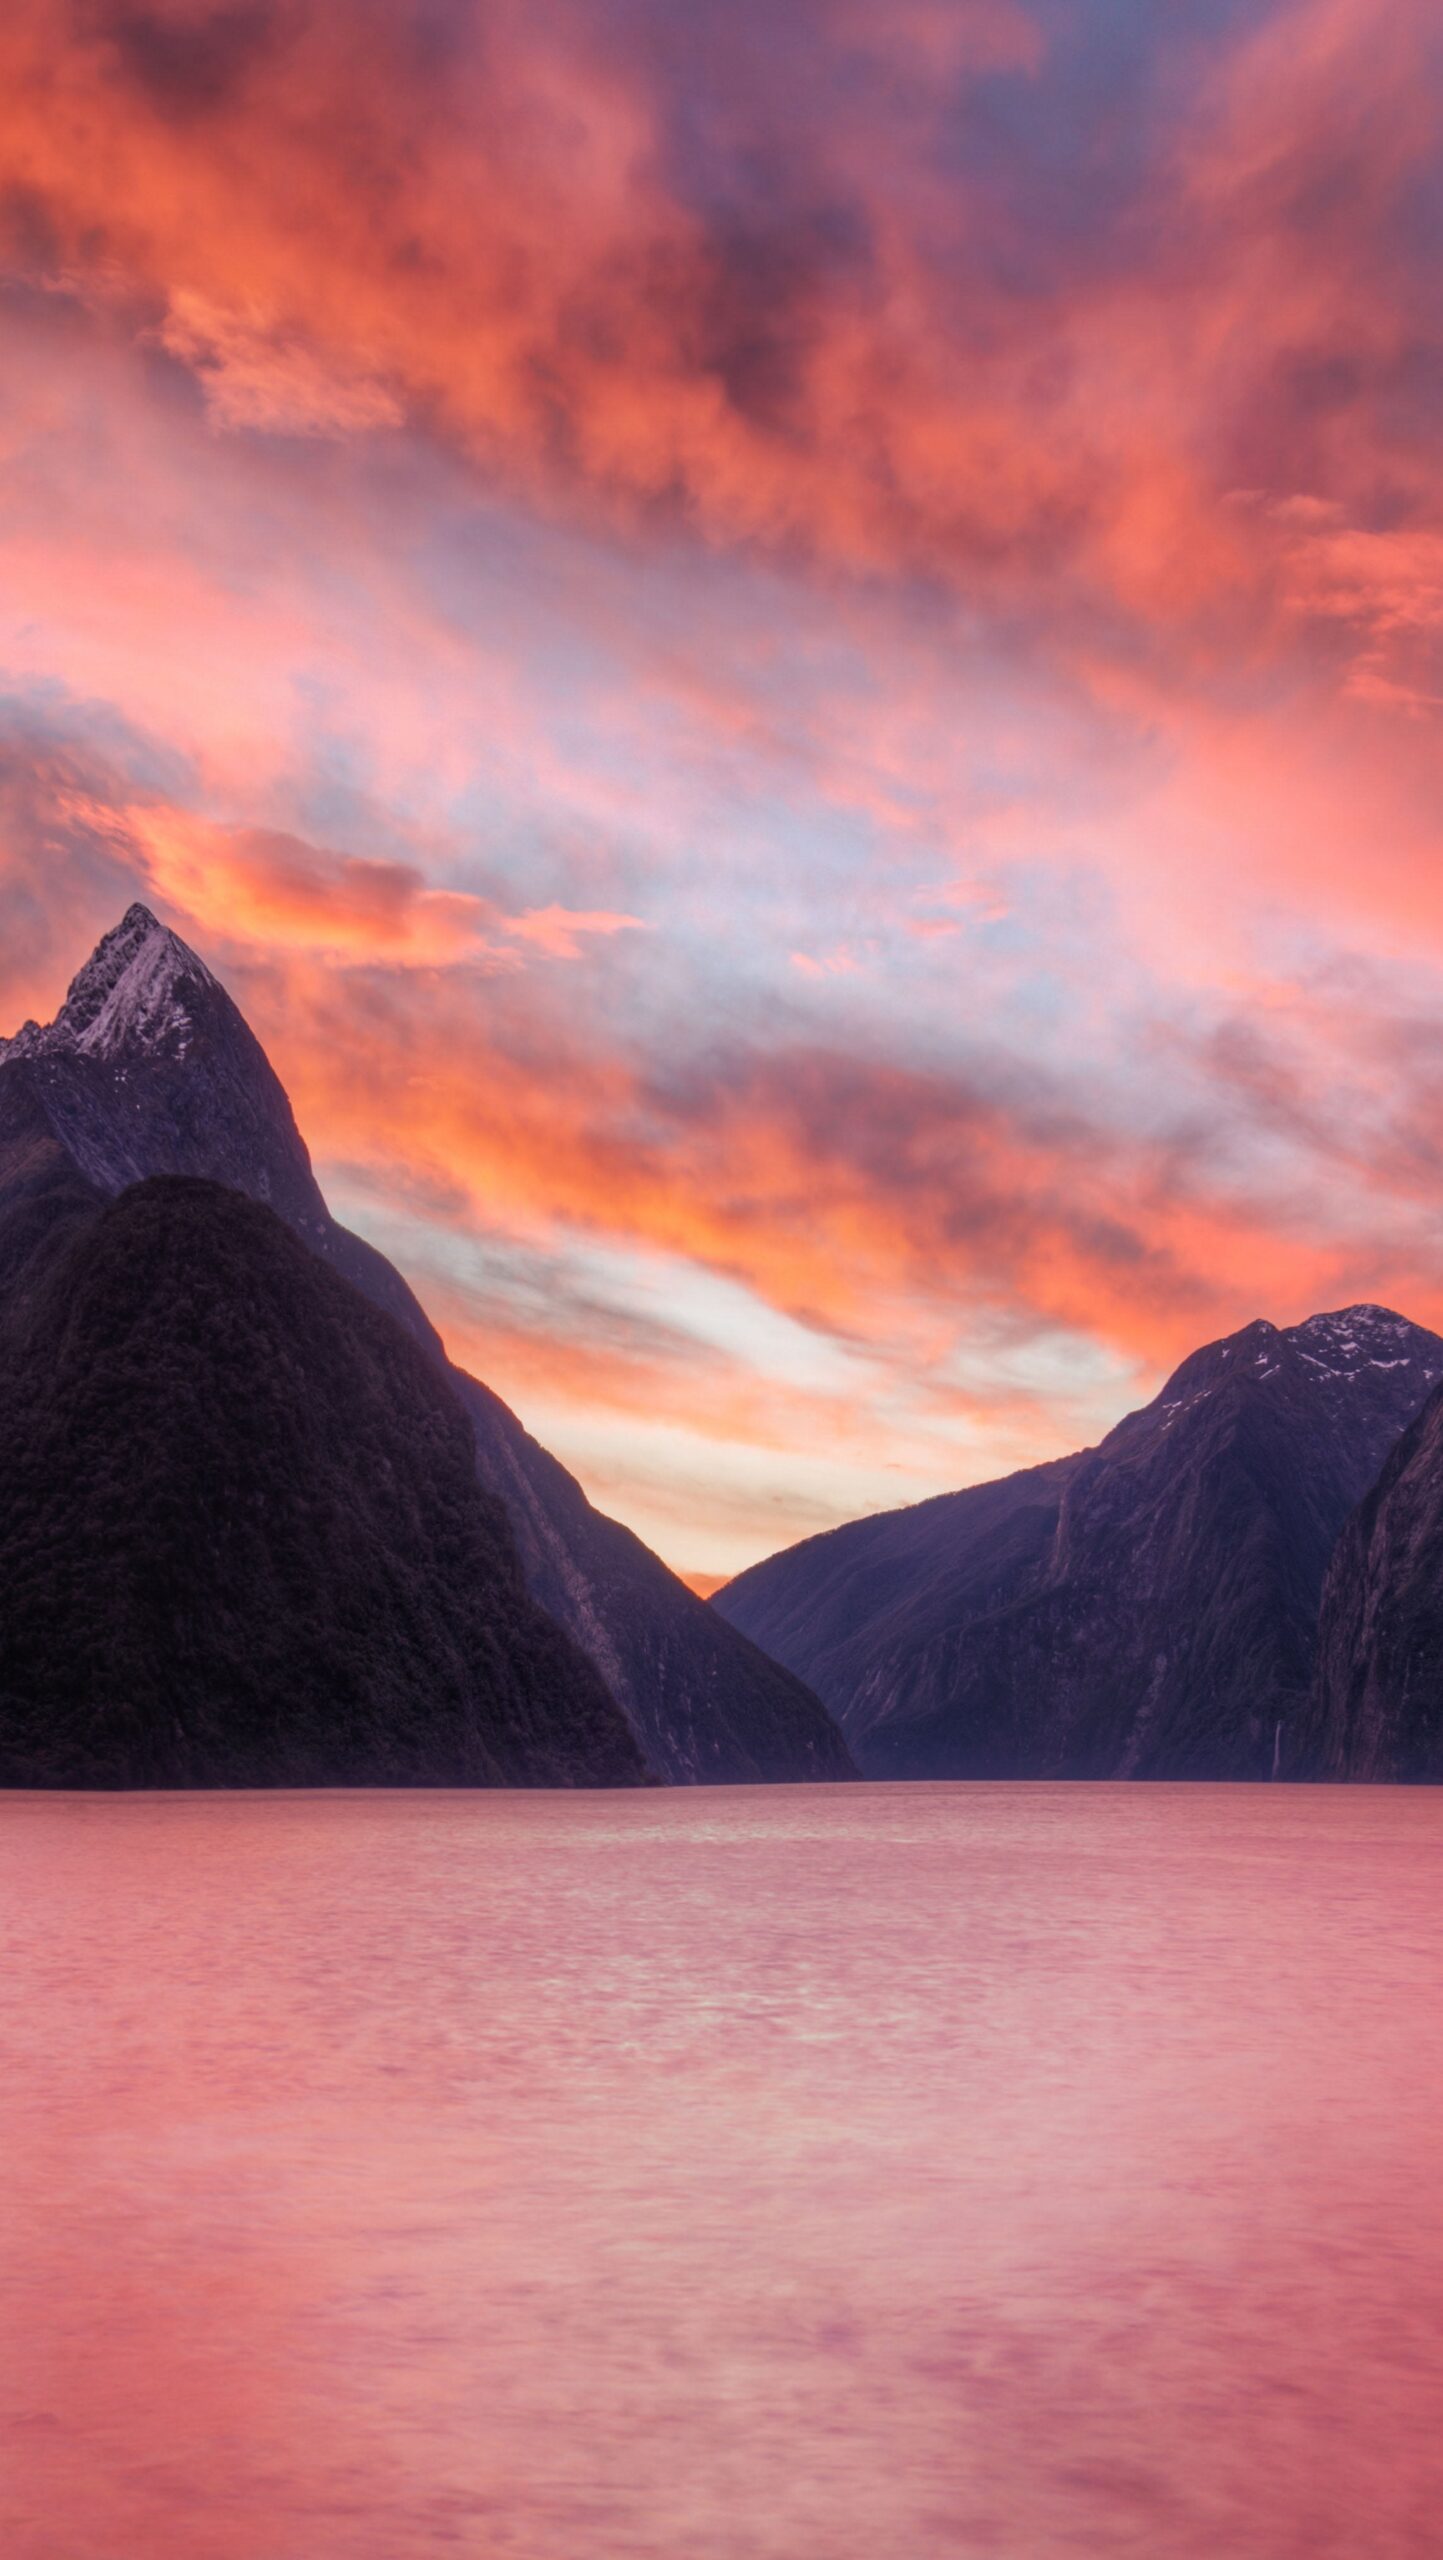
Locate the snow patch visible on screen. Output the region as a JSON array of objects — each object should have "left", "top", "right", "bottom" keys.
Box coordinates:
[{"left": 1, "top": 906, "right": 215, "bottom": 1065}]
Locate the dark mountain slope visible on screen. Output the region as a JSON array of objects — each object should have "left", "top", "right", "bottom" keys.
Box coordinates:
[
  {"left": 717, "top": 1309, "right": 1443, "bottom": 1780},
  {"left": 0, "top": 1178, "right": 644, "bottom": 1790},
  {"left": 0, "top": 1068, "right": 104, "bottom": 1309},
  {"left": 712, "top": 1456, "right": 1082, "bottom": 1742},
  {"left": 1307, "top": 1382, "right": 1443, "bottom": 1781},
  {"left": 457, "top": 1368, "right": 851, "bottom": 1782},
  {"left": 0, "top": 908, "right": 852, "bottom": 1783}
]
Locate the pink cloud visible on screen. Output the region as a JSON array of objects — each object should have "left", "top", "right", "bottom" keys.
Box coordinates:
[{"left": 505, "top": 906, "right": 647, "bottom": 959}]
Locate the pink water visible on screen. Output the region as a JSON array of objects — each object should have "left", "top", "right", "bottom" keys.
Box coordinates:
[{"left": 2, "top": 1785, "right": 1442, "bottom": 2558}]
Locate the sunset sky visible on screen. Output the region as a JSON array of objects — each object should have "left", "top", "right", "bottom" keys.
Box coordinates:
[{"left": 5, "top": 0, "right": 1443, "bottom": 1580}]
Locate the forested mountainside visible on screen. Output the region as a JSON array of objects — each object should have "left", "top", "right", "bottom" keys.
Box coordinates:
[{"left": 0, "top": 1178, "right": 644, "bottom": 1790}]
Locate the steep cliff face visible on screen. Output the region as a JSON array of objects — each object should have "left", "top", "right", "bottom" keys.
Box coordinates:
[
  {"left": 713, "top": 1456, "right": 1080, "bottom": 1764},
  {"left": 1307, "top": 1382, "right": 1443, "bottom": 1780},
  {"left": 456, "top": 1369, "right": 850, "bottom": 1782},
  {"left": 0, "top": 1178, "right": 645, "bottom": 1790},
  {"left": 0, "top": 909, "right": 852, "bottom": 1784},
  {"left": 717, "top": 1309, "right": 1443, "bottom": 1779}
]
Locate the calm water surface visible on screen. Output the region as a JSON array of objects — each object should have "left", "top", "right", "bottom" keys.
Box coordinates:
[{"left": 2, "top": 1783, "right": 1442, "bottom": 2558}]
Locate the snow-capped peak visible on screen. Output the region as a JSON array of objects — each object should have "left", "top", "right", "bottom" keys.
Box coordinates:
[
  {"left": 1277, "top": 1305, "right": 1439, "bottom": 1386},
  {"left": 0, "top": 906, "right": 217, "bottom": 1065},
  {"left": 1150, "top": 1302, "right": 1443, "bottom": 1423},
  {"left": 1290, "top": 1306, "right": 1413, "bottom": 1355}
]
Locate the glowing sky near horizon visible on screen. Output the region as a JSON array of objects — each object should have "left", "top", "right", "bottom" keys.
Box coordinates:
[{"left": 6, "top": 0, "right": 1443, "bottom": 1579}]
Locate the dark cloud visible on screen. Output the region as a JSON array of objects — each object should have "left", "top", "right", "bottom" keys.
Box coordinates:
[
  {"left": 0, "top": 187, "right": 62, "bottom": 282},
  {"left": 99, "top": 2, "right": 277, "bottom": 117},
  {"left": 690, "top": 206, "right": 874, "bottom": 432}
]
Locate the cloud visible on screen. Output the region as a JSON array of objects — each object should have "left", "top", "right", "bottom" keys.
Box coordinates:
[
  {"left": 11, "top": 682, "right": 1443, "bottom": 1573},
  {"left": 0, "top": 0, "right": 1431, "bottom": 688},
  {"left": 157, "top": 292, "right": 404, "bottom": 438},
  {"left": 0, "top": 744, "right": 646, "bottom": 980},
  {"left": 0, "top": 717, "right": 178, "bottom": 1024},
  {"left": 100, "top": 2, "right": 278, "bottom": 119},
  {"left": 253, "top": 947, "right": 1363, "bottom": 1371},
  {"left": 8, "top": 2, "right": 1443, "bottom": 1566},
  {"left": 123, "top": 809, "right": 501, "bottom": 963},
  {"left": 5, "top": 701, "right": 1442, "bottom": 1387},
  {"left": 506, "top": 905, "right": 647, "bottom": 958}
]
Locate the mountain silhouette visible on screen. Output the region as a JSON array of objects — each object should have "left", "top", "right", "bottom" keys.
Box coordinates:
[
  {"left": 715, "top": 1309, "right": 1443, "bottom": 1779},
  {"left": 0, "top": 907, "right": 853, "bottom": 1784}
]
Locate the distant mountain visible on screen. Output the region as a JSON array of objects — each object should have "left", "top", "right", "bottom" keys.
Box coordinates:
[
  {"left": 1306, "top": 1378, "right": 1443, "bottom": 1780},
  {"left": 715, "top": 1309, "right": 1443, "bottom": 1779},
  {"left": 0, "top": 1176, "right": 644, "bottom": 1788},
  {"left": 0, "top": 907, "right": 852, "bottom": 1785}
]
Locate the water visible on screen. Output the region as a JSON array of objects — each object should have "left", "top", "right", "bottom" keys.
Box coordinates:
[{"left": 1, "top": 1784, "right": 1442, "bottom": 2559}]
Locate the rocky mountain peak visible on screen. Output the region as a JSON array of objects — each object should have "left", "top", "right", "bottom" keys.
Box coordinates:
[
  {"left": 1, "top": 905, "right": 217, "bottom": 1067},
  {"left": 1143, "top": 1302, "right": 1441, "bottom": 1423},
  {"left": 1283, "top": 1304, "right": 1430, "bottom": 1377},
  {"left": 0, "top": 904, "right": 329, "bottom": 1234}
]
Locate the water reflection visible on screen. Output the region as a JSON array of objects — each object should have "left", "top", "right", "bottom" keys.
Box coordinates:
[{"left": 1, "top": 1783, "right": 1441, "bottom": 2557}]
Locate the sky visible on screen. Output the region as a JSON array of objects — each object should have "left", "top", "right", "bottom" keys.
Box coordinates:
[{"left": 5, "top": 0, "right": 1443, "bottom": 1583}]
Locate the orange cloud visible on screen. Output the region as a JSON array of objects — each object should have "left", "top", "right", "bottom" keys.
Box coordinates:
[
  {"left": 236, "top": 940, "right": 1443, "bottom": 1381},
  {"left": 157, "top": 289, "right": 405, "bottom": 438},
  {"left": 0, "top": 0, "right": 1435, "bottom": 685},
  {"left": 126, "top": 809, "right": 500, "bottom": 964},
  {"left": 12, "top": 722, "right": 1443, "bottom": 1569},
  {"left": 8, "top": 0, "right": 1443, "bottom": 1571},
  {"left": 40, "top": 800, "right": 649, "bottom": 976},
  {"left": 507, "top": 906, "right": 647, "bottom": 958}
]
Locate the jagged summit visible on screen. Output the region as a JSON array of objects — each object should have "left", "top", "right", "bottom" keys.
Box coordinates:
[
  {"left": 0, "top": 902, "right": 328, "bottom": 1230},
  {"left": 1286, "top": 1304, "right": 1425, "bottom": 1370},
  {"left": 1, "top": 905, "right": 216, "bottom": 1066},
  {"left": 1143, "top": 1303, "right": 1440, "bottom": 1432}
]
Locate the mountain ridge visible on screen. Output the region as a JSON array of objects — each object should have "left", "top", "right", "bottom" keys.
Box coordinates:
[{"left": 715, "top": 1303, "right": 1443, "bottom": 1779}]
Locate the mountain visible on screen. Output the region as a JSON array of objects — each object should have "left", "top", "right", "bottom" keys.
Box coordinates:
[
  {"left": 1306, "top": 1378, "right": 1443, "bottom": 1780},
  {"left": 0, "top": 907, "right": 853, "bottom": 1784},
  {"left": 0, "top": 903, "right": 431, "bottom": 1338},
  {"left": 0, "top": 1175, "right": 644, "bottom": 1788},
  {"left": 715, "top": 1308, "right": 1443, "bottom": 1779}
]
